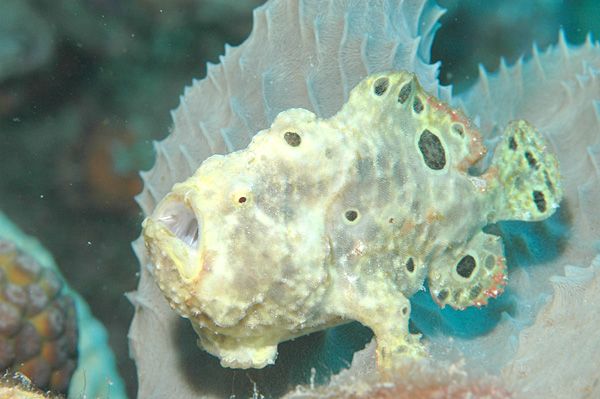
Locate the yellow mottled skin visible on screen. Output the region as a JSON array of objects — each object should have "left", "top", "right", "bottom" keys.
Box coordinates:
[{"left": 143, "top": 71, "right": 562, "bottom": 370}]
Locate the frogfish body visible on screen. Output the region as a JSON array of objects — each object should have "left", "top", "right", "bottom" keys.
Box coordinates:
[{"left": 142, "top": 71, "right": 562, "bottom": 369}]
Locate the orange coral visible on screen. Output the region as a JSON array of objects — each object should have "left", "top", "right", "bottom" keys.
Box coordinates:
[
  {"left": 85, "top": 126, "right": 142, "bottom": 212},
  {"left": 0, "top": 241, "right": 77, "bottom": 394}
]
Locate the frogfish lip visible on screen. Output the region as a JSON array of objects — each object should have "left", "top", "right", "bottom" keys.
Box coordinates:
[
  {"left": 142, "top": 195, "right": 204, "bottom": 282},
  {"left": 155, "top": 199, "right": 201, "bottom": 248}
]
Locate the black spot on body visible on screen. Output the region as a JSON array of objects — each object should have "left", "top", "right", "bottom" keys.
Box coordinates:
[
  {"left": 452, "top": 124, "right": 464, "bottom": 136},
  {"left": 453, "top": 289, "right": 464, "bottom": 303},
  {"left": 525, "top": 151, "right": 539, "bottom": 169},
  {"left": 469, "top": 284, "right": 482, "bottom": 300},
  {"left": 437, "top": 289, "right": 449, "bottom": 302},
  {"left": 374, "top": 77, "right": 389, "bottom": 96},
  {"left": 533, "top": 190, "right": 547, "bottom": 212},
  {"left": 508, "top": 136, "right": 517, "bottom": 150},
  {"left": 398, "top": 83, "right": 412, "bottom": 104},
  {"left": 456, "top": 255, "right": 476, "bottom": 278},
  {"left": 345, "top": 210, "right": 358, "bottom": 222},
  {"left": 284, "top": 131, "right": 301, "bottom": 147},
  {"left": 405, "top": 258, "right": 415, "bottom": 273},
  {"left": 418, "top": 129, "right": 446, "bottom": 170},
  {"left": 413, "top": 97, "right": 424, "bottom": 113}
]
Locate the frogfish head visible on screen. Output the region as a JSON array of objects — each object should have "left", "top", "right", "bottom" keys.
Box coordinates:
[{"left": 142, "top": 108, "right": 345, "bottom": 330}]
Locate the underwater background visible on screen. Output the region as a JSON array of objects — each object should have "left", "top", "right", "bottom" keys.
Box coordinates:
[{"left": 1, "top": 0, "right": 599, "bottom": 397}]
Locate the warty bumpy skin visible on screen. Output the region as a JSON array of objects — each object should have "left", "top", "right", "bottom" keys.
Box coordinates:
[{"left": 142, "top": 71, "right": 562, "bottom": 370}]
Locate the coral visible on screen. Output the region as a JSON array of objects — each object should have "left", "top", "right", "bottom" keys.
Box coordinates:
[
  {"left": 0, "top": 373, "right": 63, "bottom": 399},
  {"left": 0, "top": 212, "right": 127, "bottom": 399},
  {"left": 0, "top": 240, "right": 77, "bottom": 394}
]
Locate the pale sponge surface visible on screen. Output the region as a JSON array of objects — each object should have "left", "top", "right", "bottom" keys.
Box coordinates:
[
  {"left": 130, "top": 0, "right": 448, "bottom": 397},
  {"left": 456, "top": 32, "right": 600, "bottom": 398},
  {"left": 129, "top": 0, "right": 600, "bottom": 397}
]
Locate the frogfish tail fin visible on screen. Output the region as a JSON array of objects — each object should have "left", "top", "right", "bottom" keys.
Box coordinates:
[{"left": 489, "top": 120, "right": 562, "bottom": 222}]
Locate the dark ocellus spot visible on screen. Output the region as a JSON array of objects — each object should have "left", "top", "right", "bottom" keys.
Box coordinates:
[
  {"left": 405, "top": 258, "right": 415, "bottom": 273},
  {"left": 453, "top": 288, "right": 464, "bottom": 304},
  {"left": 525, "top": 151, "right": 538, "bottom": 169},
  {"left": 418, "top": 129, "right": 446, "bottom": 170},
  {"left": 469, "top": 284, "right": 482, "bottom": 300},
  {"left": 238, "top": 197, "right": 247, "bottom": 204},
  {"left": 456, "top": 255, "right": 476, "bottom": 278},
  {"left": 284, "top": 131, "right": 301, "bottom": 147},
  {"left": 398, "top": 82, "right": 412, "bottom": 104},
  {"left": 508, "top": 136, "right": 517, "bottom": 150},
  {"left": 345, "top": 210, "right": 358, "bottom": 222},
  {"left": 437, "top": 289, "right": 449, "bottom": 302},
  {"left": 452, "top": 124, "right": 464, "bottom": 136},
  {"left": 374, "top": 77, "right": 389, "bottom": 96},
  {"left": 533, "top": 190, "right": 547, "bottom": 212},
  {"left": 413, "top": 97, "right": 424, "bottom": 113}
]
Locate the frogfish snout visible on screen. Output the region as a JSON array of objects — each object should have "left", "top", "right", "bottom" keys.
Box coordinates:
[
  {"left": 143, "top": 193, "right": 205, "bottom": 285},
  {"left": 155, "top": 200, "right": 202, "bottom": 250}
]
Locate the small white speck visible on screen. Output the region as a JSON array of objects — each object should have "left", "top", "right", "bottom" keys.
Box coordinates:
[
  {"left": 12, "top": 117, "right": 20, "bottom": 122},
  {"left": 159, "top": 9, "right": 164, "bottom": 13},
  {"left": 39, "top": 194, "right": 44, "bottom": 199},
  {"left": 87, "top": 241, "right": 92, "bottom": 246}
]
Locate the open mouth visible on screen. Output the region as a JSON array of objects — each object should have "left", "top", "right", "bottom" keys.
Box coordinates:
[{"left": 156, "top": 201, "right": 201, "bottom": 248}]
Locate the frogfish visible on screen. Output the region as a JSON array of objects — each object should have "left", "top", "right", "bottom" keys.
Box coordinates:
[{"left": 142, "top": 71, "right": 562, "bottom": 369}]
